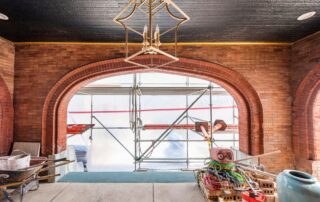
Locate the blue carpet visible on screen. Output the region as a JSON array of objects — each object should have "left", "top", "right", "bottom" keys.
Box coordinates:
[{"left": 58, "top": 172, "right": 196, "bottom": 183}]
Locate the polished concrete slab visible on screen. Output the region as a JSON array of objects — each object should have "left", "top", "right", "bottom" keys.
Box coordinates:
[
  {"left": 21, "top": 183, "right": 205, "bottom": 202},
  {"left": 154, "top": 183, "right": 205, "bottom": 202}
]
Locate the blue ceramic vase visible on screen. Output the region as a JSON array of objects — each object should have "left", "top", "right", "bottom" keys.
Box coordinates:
[{"left": 276, "top": 170, "right": 320, "bottom": 202}]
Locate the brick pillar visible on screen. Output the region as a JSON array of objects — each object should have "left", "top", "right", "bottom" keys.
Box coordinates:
[
  {"left": 313, "top": 92, "right": 320, "bottom": 160},
  {"left": 0, "top": 76, "right": 13, "bottom": 155}
]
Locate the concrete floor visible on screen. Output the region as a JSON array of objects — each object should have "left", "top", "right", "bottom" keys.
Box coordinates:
[{"left": 21, "top": 183, "right": 206, "bottom": 202}]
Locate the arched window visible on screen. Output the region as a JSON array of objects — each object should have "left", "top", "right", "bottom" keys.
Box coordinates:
[
  {"left": 67, "top": 72, "right": 239, "bottom": 171},
  {"left": 294, "top": 65, "right": 320, "bottom": 162},
  {"left": 42, "top": 56, "right": 263, "bottom": 160}
]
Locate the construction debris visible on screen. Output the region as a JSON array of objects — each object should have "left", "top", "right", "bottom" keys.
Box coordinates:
[
  {"left": 0, "top": 156, "right": 74, "bottom": 202},
  {"left": 196, "top": 149, "right": 279, "bottom": 202}
]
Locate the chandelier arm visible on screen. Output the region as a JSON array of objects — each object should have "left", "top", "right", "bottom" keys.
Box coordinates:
[
  {"left": 165, "top": 3, "right": 188, "bottom": 22},
  {"left": 150, "top": 47, "right": 178, "bottom": 61},
  {"left": 151, "top": 3, "right": 166, "bottom": 16},
  {"left": 136, "top": 0, "right": 155, "bottom": 15},
  {"left": 148, "top": 59, "right": 177, "bottom": 69},
  {"left": 175, "top": 28, "right": 178, "bottom": 56},
  {"left": 138, "top": 1, "right": 164, "bottom": 16},
  {"left": 114, "top": 1, "right": 144, "bottom": 38},
  {"left": 126, "top": 28, "right": 129, "bottom": 58},
  {"left": 174, "top": 18, "right": 184, "bottom": 35},
  {"left": 173, "top": 16, "right": 186, "bottom": 57},
  {"left": 136, "top": 0, "right": 147, "bottom": 9},
  {"left": 125, "top": 49, "right": 149, "bottom": 61},
  {"left": 125, "top": 49, "right": 152, "bottom": 69},
  {"left": 126, "top": 55, "right": 177, "bottom": 69},
  {"left": 126, "top": 60, "right": 151, "bottom": 69},
  {"left": 151, "top": 1, "right": 165, "bottom": 13},
  {"left": 113, "top": 0, "right": 136, "bottom": 23},
  {"left": 164, "top": 0, "right": 190, "bottom": 21},
  {"left": 127, "top": 27, "right": 144, "bottom": 37},
  {"left": 137, "top": 6, "right": 149, "bottom": 16},
  {"left": 159, "top": 26, "right": 176, "bottom": 37},
  {"left": 149, "top": 0, "right": 153, "bottom": 47},
  {"left": 115, "top": 4, "right": 138, "bottom": 22},
  {"left": 158, "top": 4, "right": 189, "bottom": 37},
  {"left": 125, "top": 47, "right": 179, "bottom": 69},
  {"left": 114, "top": 0, "right": 189, "bottom": 69}
]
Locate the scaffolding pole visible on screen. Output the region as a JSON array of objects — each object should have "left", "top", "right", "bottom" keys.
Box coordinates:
[
  {"left": 209, "top": 84, "right": 213, "bottom": 149},
  {"left": 93, "top": 115, "right": 135, "bottom": 159},
  {"left": 137, "top": 86, "right": 142, "bottom": 170},
  {"left": 233, "top": 99, "right": 236, "bottom": 148},
  {"left": 89, "top": 95, "right": 93, "bottom": 141},
  {"left": 137, "top": 88, "right": 209, "bottom": 161},
  {"left": 134, "top": 74, "right": 138, "bottom": 171},
  {"left": 186, "top": 77, "right": 189, "bottom": 169}
]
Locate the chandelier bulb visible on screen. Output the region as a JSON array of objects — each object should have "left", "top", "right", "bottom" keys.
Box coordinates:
[
  {"left": 143, "top": 25, "right": 149, "bottom": 48},
  {"left": 154, "top": 24, "right": 161, "bottom": 48}
]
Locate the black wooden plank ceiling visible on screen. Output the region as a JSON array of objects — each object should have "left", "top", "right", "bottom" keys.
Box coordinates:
[{"left": 0, "top": 0, "right": 319, "bottom": 42}]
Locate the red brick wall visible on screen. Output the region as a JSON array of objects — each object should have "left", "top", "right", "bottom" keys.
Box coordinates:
[
  {"left": 14, "top": 44, "right": 293, "bottom": 173},
  {"left": 0, "top": 37, "right": 14, "bottom": 155},
  {"left": 0, "top": 37, "right": 14, "bottom": 95},
  {"left": 313, "top": 92, "right": 320, "bottom": 160},
  {"left": 292, "top": 32, "right": 320, "bottom": 177},
  {"left": 291, "top": 33, "right": 320, "bottom": 93}
]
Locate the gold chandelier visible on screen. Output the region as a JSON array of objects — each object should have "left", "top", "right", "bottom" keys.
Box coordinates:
[{"left": 113, "top": 0, "right": 190, "bottom": 68}]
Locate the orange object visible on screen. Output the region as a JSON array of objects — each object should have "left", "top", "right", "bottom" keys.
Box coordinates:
[
  {"left": 242, "top": 191, "right": 266, "bottom": 202},
  {"left": 212, "top": 120, "right": 227, "bottom": 132},
  {"left": 67, "top": 124, "right": 95, "bottom": 134},
  {"left": 210, "top": 147, "right": 234, "bottom": 163},
  {"left": 195, "top": 122, "right": 209, "bottom": 132}
]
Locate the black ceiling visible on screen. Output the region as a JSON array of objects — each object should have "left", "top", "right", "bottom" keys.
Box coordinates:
[{"left": 0, "top": 0, "right": 319, "bottom": 42}]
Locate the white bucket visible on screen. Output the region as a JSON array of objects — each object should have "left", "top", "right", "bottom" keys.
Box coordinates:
[{"left": 0, "top": 154, "right": 31, "bottom": 170}]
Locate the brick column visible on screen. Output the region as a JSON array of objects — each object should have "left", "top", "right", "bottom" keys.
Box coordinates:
[
  {"left": 293, "top": 64, "right": 320, "bottom": 178},
  {"left": 0, "top": 76, "right": 13, "bottom": 155}
]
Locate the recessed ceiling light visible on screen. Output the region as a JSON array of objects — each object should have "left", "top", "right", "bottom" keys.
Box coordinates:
[
  {"left": 297, "top": 11, "right": 316, "bottom": 21},
  {"left": 0, "top": 13, "right": 9, "bottom": 20}
]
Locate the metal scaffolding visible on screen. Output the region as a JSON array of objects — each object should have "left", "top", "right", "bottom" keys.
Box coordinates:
[{"left": 72, "top": 74, "right": 239, "bottom": 171}]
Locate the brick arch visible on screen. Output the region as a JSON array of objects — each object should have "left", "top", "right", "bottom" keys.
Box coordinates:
[
  {"left": 42, "top": 55, "right": 263, "bottom": 156},
  {"left": 0, "top": 76, "right": 13, "bottom": 156},
  {"left": 293, "top": 64, "right": 320, "bottom": 161}
]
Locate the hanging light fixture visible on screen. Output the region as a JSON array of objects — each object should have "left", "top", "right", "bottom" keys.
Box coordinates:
[{"left": 113, "top": 0, "right": 190, "bottom": 68}]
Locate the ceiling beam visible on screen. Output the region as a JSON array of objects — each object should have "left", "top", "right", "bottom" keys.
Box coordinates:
[{"left": 14, "top": 41, "right": 291, "bottom": 46}]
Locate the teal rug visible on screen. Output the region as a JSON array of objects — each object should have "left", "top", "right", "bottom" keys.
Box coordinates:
[{"left": 58, "top": 172, "right": 196, "bottom": 183}]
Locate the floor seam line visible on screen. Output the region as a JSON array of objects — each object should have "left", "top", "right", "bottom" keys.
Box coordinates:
[
  {"left": 152, "top": 183, "right": 155, "bottom": 202},
  {"left": 50, "top": 183, "right": 70, "bottom": 202}
]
